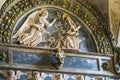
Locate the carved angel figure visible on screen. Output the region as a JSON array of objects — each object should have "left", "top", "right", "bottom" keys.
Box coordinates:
[
  {"left": 0, "top": 70, "right": 25, "bottom": 80},
  {"left": 73, "top": 75, "right": 84, "bottom": 80},
  {"left": 13, "top": 8, "right": 56, "bottom": 46},
  {"left": 50, "top": 73, "right": 63, "bottom": 80},
  {"left": 26, "top": 71, "right": 47, "bottom": 80},
  {"left": 56, "top": 13, "right": 81, "bottom": 49}
]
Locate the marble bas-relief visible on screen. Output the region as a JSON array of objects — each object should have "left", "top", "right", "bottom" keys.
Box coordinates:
[
  {"left": 12, "top": 8, "right": 81, "bottom": 50},
  {"left": 0, "top": 70, "right": 25, "bottom": 80},
  {"left": 50, "top": 73, "right": 63, "bottom": 80},
  {"left": 12, "top": 8, "right": 56, "bottom": 46},
  {"left": 51, "top": 48, "right": 65, "bottom": 69},
  {"left": 0, "top": 70, "right": 112, "bottom": 80},
  {"left": 12, "top": 7, "right": 96, "bottom": 52},
  {"left": 55, "top": 13, "right": 81, "bottom": 49},
  {"left": 73, "top": 75, "right": 84, "bottom": 80},
  {"left": 26, "top": 71, "right": 47, "bottom": 80}
]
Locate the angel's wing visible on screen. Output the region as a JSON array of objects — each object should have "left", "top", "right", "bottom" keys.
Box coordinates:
[
  {"left": 85, "top": 76, "right": 91, "bottom": 80},
  {"left": 41, "top": 72, "right": 48, "bottom": 80},
  {"left": 16, "top": 71, "right": 25, "bottom": 79},
  {"left": 12, "top": 12, "right": 34, "bottom": 38},
  {"left": 63, "top": 74, "right": 69, "bottom": 80}
]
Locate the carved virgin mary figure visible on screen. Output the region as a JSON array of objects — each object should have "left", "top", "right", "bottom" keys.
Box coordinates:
[
  {"left": 56, "top": 13, "right": 81, "bottom": 49},
  {"left": 13, "top": 8, "right": 56, "bottom": 46}
]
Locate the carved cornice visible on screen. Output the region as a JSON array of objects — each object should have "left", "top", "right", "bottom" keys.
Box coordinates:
[{"left": 0, "top": 43, "right": 116, "bottom": 77}]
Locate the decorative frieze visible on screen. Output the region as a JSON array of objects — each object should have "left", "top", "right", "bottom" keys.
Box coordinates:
[{"left": 0, "top": 70, "right": 25, "bottom": 80}]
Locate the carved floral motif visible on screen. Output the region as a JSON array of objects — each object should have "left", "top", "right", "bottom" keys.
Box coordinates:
[
  {"left": 101, "top": 61, "right": 111, "bottom": 71},
  {"left": 0, "top": 49, "right": 8, "bottom": 62}
]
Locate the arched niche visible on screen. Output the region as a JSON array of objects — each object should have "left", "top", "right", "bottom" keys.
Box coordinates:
[
  {"left": 11, "top": 6, "right": 97, "bottom": 52},
  {"left": 0, "top": 0, "right": 112, "bottom": 55},
  {"left": 0, "top": 0, "right": 119, "bottom": 79}
]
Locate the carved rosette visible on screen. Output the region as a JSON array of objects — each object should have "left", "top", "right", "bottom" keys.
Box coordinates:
[
  {"left": 101, "top": 61, "right": 111, "bottom": 71},
  {"left": 0, "top": 48, "right": 8, "bottom": 62}
]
